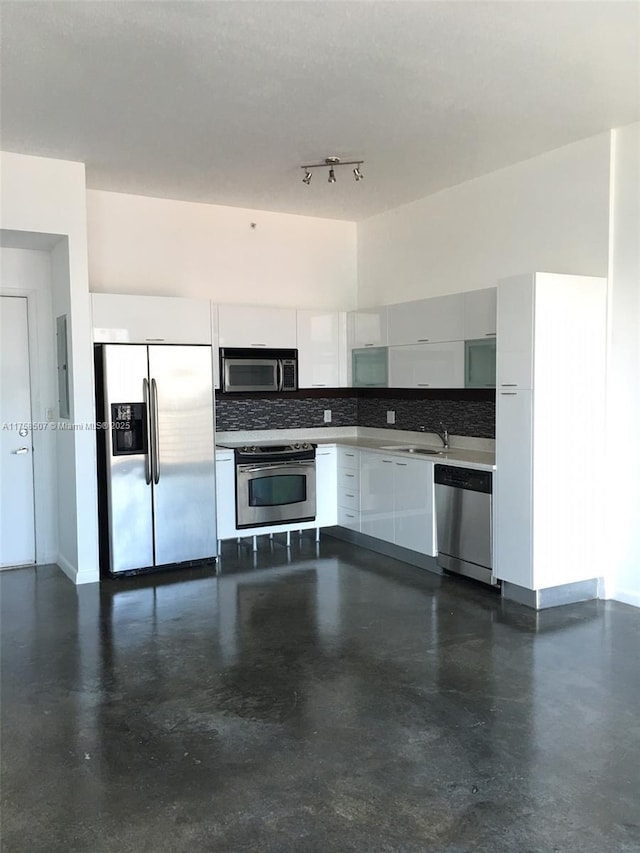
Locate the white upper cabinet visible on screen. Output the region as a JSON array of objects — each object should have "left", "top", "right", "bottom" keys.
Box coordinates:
[
  {"left": 92, "top": 293, "right": 212, "bottom": 345},
  {"left": 496, "top": 275, "right": 534, "bottom": 389},
  {"left": 217, "top": 304, "right": 297, "bottom": 349},
  {"left": 297, "top": 310, "right": 346, "bottom": 388},
  {"left": 463, "top": 287, "right": 497, "bottom": 340},
  {"left": 388, "top": 341, "right": 465, "bottom": 388},
  {"left": 387, "top": 293, "right": 464, "bottom": 346},
  {"left": 348, "top": 306, "right": 388, "bottom": 348}
]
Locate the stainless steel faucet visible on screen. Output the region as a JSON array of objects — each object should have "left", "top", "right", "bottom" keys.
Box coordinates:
[{"left": 435, "top": 422, "right": 449, "bottom": 449}]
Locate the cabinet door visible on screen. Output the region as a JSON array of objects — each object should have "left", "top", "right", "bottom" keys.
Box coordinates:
[
  {"left": 465, "top": 338, "right": 496, "bottom": 388},
  {"left": 215, "top": 452, "right": 237, "bottom": 539},
  {"left": 463, "top": 288, "right": 497, "bottom": 340},
  {"left": 348, "top": 307, "right": 388, "bottom": 348},
  {"left": 388, "top": 293, "right": 464, "bottom": 346},
  {"left": 388, "top": 341, "right": 464, "bottom": 388},
  {"left": 351, "top": 347, "right": 388, "bottom": 387},
  {"left": 393, "top": 459, "right": 436, "bottom": 555},
  {"left": 297, "top": 310, "right": 343, "bottom": 389},
  {"left": 92, "top": 293, "right": 212, "bottom": 344},
  {"left": 217, "top": 304, "right": 297, "bottom": 349},
  {"left": 496, "top": 275, "right": 534, "bottom": 390},
  {"left": 494, "top": 390, "right": 533, "bottom": 587},
  {"left": 360, "top": 453, "right": 395, "bottom": 542},
  {"left": 315, "top": 447, "right": 338, "bottom": 527}
]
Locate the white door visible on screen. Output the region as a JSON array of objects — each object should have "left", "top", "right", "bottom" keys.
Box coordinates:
[{"left": 0, "top": 296, "right": 36, "bottom": 567}]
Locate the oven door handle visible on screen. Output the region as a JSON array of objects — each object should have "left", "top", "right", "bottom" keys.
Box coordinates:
[{"left": 239, "top": 461, "right": 314, "bottom": 474}]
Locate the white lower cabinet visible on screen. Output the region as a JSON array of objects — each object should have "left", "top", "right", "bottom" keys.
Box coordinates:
[
  {"left": 359, "top": 451, "right": 436, "bottom": 555},
  {"left": 337, "top": 448, "right": 360, "bottom": 531},
  {"left": 360, "top": 454, "right": 395, "bottom": 541},
  {"left": 215, "top": 451, "right": 236, "bottom": 540},
  {"left": 315, "top": 446, "right": 338, "bottom": 527},
  {"left": 393, "top": 458, "right": 436, "bottom": 554}
]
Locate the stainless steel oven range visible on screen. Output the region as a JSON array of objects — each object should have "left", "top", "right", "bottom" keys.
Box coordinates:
[{"left": 227, "top": 443, "right": 317, "bottom": 529}]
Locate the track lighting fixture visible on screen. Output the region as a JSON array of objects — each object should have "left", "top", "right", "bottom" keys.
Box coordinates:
[{"left": 300, "top": 156, "right": 365, "bottom": 185}]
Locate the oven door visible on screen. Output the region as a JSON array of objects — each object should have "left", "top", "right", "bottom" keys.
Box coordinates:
[
  {"left": 222, "top": 357, "right": 279, "bottom": 393},
  {"left": 236, "top": 460, "right": 316, "bottom": 528}
]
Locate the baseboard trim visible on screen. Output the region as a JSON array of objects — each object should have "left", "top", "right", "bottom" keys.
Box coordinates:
[
  {"left": 502, "top": 578, "right": 599, "bottom": 610},
  {"left": 56, "top": 555, "right": 99, "bottom": 586},
  {"left": 606, "top": 587, "right": 640, "bottom": 609},
  {"left": 323, "top": 526, "right": 442, "bottom": 574}
]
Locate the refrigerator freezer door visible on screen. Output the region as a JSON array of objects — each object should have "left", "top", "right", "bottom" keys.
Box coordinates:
[
  {"left": 148, "top": 346, "right": 217, "bottom": 566},
  {"left": 103, "top": 345, "right": 154, "bottom": 573}
]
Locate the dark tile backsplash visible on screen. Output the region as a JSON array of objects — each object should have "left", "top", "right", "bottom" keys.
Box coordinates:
[
  {"left": 357, "top": 396, "right": 495, "bottom": 439},
  {"left": 216, "top": 390, "right": 495, "bottom": 438},
  {"left": 216, "top": 395, "right": 357, "bottom": 432}
]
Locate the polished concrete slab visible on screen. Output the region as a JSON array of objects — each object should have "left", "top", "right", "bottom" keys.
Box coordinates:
[{"left": 2, "top": 535, "right": 639, "bottom": 852}]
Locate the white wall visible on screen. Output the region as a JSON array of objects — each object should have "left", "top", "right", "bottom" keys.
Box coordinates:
[
  {"left": 86, "top": 190, "right": 358, "bottom": 310},
  {"left": 605, "top": 122, "right": 640, "bottom": 608},
  {"left": 0, "top": 151, "right": 98, "bottom": 584},
  {"left": 0, "top": 248, "right": 58, "bottom": 563},
  {"left": 357, "top": 133, "right": 611, "bottom": 306}
]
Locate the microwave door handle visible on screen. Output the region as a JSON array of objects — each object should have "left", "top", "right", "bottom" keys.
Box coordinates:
[{"left": 276, "top": 359, "right": 283, "bottom": 392}]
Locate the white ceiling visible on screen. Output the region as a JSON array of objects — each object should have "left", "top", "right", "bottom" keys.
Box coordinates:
[{"left": 1, "top": 1, "right": 638, "bottom": 222}]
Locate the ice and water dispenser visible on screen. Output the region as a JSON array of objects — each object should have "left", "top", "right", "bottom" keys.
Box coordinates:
[{"left": 110, "top": 403, "right": 147, "bottom": 456}]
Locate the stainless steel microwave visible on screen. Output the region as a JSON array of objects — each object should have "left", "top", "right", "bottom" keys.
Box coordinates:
[{"left": 219, "top": 348, "right": 298, "bottom": 393}]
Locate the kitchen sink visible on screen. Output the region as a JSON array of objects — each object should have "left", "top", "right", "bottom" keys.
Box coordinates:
[{"left": 379, "top": 445, "right": 443, "bottom": 455}]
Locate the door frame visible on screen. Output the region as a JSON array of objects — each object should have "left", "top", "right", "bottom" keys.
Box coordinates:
[{"left": 1, "top": 285, "right": 46, "bottom": 565}]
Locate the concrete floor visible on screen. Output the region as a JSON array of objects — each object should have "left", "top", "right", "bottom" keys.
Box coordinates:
[{"left": 1, "top": 535, "right": 639, "bottom": 853}]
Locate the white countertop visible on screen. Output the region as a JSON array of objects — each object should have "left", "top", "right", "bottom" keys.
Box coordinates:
[{"left": 216, "top": 427, "right": 495, "bottom": 471}]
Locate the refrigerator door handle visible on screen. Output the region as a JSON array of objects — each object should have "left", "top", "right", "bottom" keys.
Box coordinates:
[
  {"left": 151, "top": 377, "right": 160, "bottom": 484},
  {"left": 142, "top": 378, "right": 152, "bottom": 485}
]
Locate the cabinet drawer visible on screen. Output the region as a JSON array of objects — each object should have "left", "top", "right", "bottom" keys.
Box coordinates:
[
  {"left": 338, "top": 467, "right": 360, "bottom": 489},
  {"left": 338, "top": 506, "right": 360, "bottom": 531},
  {"left": 338, "top": 448, "right": 360, "bottom": 465},
  {"left": 338, "top": 488, "right": 359, "bottom": 510}
]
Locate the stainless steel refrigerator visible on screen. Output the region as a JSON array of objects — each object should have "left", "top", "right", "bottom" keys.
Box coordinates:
[{"left": 95, "top": 344, "right": 217, "bottom": 576}]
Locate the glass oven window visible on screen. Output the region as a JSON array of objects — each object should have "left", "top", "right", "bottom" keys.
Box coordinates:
[
  {"left": 228, "top": 363, "right": 276, "bottom": 388},
  {"left": 249, "top": 474, "right": 307, "bottom": 507}
]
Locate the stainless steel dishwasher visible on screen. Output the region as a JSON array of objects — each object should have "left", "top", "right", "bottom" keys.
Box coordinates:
[{"left": 434, "top": 465, "right": 496, "bottom": 586}]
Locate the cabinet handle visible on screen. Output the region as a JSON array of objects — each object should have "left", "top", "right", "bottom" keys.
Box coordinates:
[
  {"left": 345, "top": 473, "right": 355, "bottom": 477},
  {"left": 345, "top": 513, "right": 355, "bottom": 518},
  {"left": 364, "top": 343, "right": 374, "bottom": 347},
  {"left": 251, "top": 343, "right": 267, "bottom": 347},
  {"left": 345, "top": 493, "right": 355, "bottom": 498},
  {"left": 485, "top": 333, "right": 497, "bottom": 337},
  {"left": 382, "top": 459, "right": 393, "bottom": 464},
  {"left": 312, "top": 384, "right": 326, "bottom": 387},
  {"left": 395, "top": 462, "right": 408, "bottom": 466},
  {"left": 500, "top": 392, "right": 517, "bottom": 396},
  {"left": 345, "top": 453, "right": 355, "bottom": 457},
  {"left": 418, "top": 383, "right": 430, "bottom": 387},
  {"left": 417, "top": 338, "right": 430, "bottom": 342},
  {"left": 501, "top": 383, "right": 518, "bottom": 387},
  {"left": 145, "top": 338, "right": 165, "bottom": 342}
]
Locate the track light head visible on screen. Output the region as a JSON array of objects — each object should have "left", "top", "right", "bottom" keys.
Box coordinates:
[
  {"left": 302, "top": 170, "right": 312, "bottom": 185},
  {"left": 353, "top": 165, "right": 363, "bottom": 181},
  {"left": 328, "top": 167, "right": 336, "bottom": 184}
]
